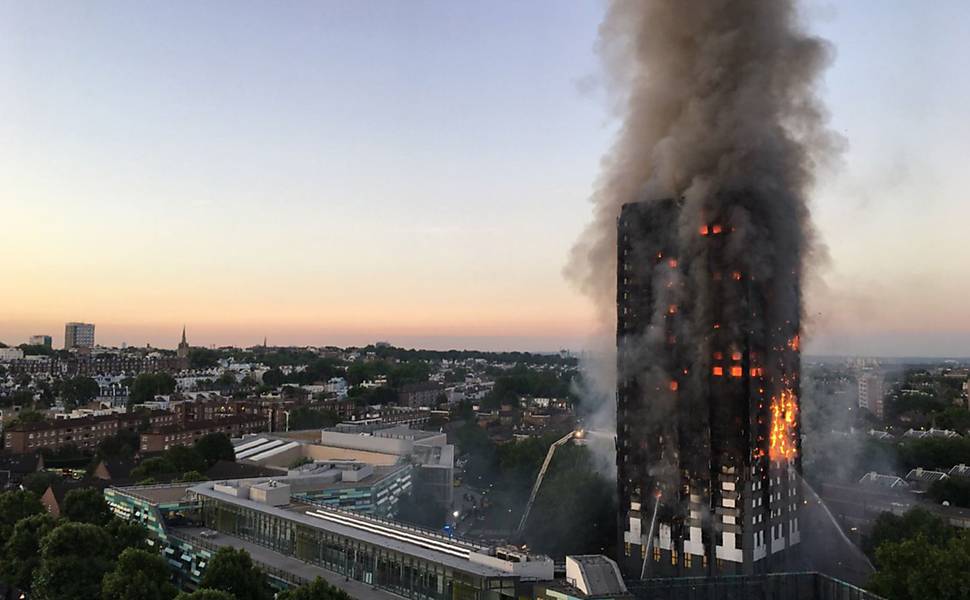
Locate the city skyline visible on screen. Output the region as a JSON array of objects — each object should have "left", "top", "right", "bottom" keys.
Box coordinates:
[{"left": 4, "top": 1, "right": 970, "bottom": 356}]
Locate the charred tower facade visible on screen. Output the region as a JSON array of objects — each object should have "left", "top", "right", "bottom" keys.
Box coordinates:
[{"left": 616, "top": 198, "right": 802, "bottom": 578}]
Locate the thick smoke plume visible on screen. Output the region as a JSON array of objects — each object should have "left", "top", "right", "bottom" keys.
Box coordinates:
[{"left": 568, "top": 0, "right": 841, "bottom": 409}]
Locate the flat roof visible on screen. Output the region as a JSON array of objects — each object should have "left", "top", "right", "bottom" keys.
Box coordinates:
[
  {"left": 190, "top": 482, "right": 509, "bottom": 578},
  {"left": 171, "top": 527, "right": 402, "bottom": 600},
  {"left": 113, "top": 483, "right": 196, "bottom": 505}
]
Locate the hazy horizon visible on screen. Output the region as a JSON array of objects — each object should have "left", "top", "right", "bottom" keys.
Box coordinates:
[{"left": 4, "top": 1, "right": 969, "bottom": 357}]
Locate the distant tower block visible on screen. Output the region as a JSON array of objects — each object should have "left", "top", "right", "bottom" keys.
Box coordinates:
[{"left": 64, "top": 322, "right": 95, "bottom": 350}]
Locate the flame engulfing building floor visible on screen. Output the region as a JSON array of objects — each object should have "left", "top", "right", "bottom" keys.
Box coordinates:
[{"left": 616, "top": 199, "right": 802, "bottom": 578}]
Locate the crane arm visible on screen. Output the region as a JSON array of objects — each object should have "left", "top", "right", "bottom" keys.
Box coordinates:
[{"left": 513, "top": 430, "right": 575, "bottom": 539}]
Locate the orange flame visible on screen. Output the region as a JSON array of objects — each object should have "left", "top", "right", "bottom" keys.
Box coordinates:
[{"left": 769, "top": 389, "right": 798, "bottom": 461}]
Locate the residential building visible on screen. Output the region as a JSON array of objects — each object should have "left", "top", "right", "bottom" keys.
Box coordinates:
[
  {"left": 902, "top": 428, "right": 960, "bottom": 440},
  {"left": 0, "top": 348, "right": 24, "bottom": 361},
  {"left": 6, "top": 352, "right": 188, "bottom": 377},
  {"left": 949, "top": 464, "right": 970, "bottom": 480},
  {"left": 64, "top": 322, "right": 95, "bottom": 349},
  {"left": 857, "top": 372, "right": 884, "bottom": 418},
  {"left": 904, "top": 467, "right": 948, "bottom": 491},
  {"left": 325, "top": 377, "right": 349, "bottom": 399},
  {"left": 0, "top": 453, "right": 44, "bottom": 490},
  {"left": 398, "top": 382, "right": 443, "bottom": 408},
  {"left": 92, "top": 458, "right": 138, "bottom": 484},
  {"left": 858, "top": 472, "right": 909, "bottom": 491},
  {"left": 3, "top": 410, "right": 178, "bottom": 453},
  {"left": 139, "top": 414, "right": 267, "bottom": 452},
  {"left": 616, "top": 200, "right": 802, "bottom": 577},
  {"left": 29, "top": 335, "right": 52, "bottom": 348}
]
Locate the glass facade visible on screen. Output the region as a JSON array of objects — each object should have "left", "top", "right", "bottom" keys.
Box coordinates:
[
  {"left": 200, "top": 496, "right": 517, "bottom": 600},
  {"left": 294, "top": 466, "right": 412, "bottom": 517}
]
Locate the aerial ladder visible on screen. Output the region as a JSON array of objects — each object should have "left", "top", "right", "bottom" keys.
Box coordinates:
[{"left": 513, "top": 429, "right": 583, "bottom": 540}]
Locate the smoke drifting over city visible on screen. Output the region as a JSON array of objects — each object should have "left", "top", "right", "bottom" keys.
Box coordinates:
[
  {"left": 568, "top": 0, "right": 841, "bottom": 413},
  {"left": 565, "top": 0, "right": 849, "bottom": 577},
  {"left": 569, "top": 0, "right": 841, "bottom": 319}
]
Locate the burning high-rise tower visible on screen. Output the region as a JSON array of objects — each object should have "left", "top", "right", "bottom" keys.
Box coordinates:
[{"left": 616, "top": 197, "right": 803, "bottom": 577}]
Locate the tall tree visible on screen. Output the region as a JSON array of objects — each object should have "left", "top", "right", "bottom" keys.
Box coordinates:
[
  {"left": 101, "top": 548, "right": 178, "bottom": 600},
  {"left": 32, "top": 522, "right": 115, "bottom": 600},
  {"left": 62, "top": 487, "right": 113, "bottom": 526},
  {"left": 277, "top": 577, "right": 353, "bottom": 600},
  {"left": 128, "top": 373, "right": 177, "bottom": 406},
  {"left": 166, "top": 445, "right": 207, "bottom": 473},
  {"left": 57, "top": 376, "right": 100, "bottom": 409},
  {"left": 0, "top": 513, "right": 56, "bottom": 593},
  {"left": 0, "top": 489, "right": 43, "bottom": 544},
  {"left": 105, "top": 517, "right": 149, "bottom": 554},
  {"left": 200, "top": 547, "right": 270, "bottom": 600},
  {"left": 174, "top": 590, "right": 236, "bottom": 600},
  {"left": 194, "top": 433, "right": 236, "bottom": 467},
  {"left": 868, "top": 533, "right": 970, "bottom": 600}
]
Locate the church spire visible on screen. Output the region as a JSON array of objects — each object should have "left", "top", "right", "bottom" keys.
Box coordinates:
[{"left": 177, "top": 325, "right": 190, "bottom": 360}]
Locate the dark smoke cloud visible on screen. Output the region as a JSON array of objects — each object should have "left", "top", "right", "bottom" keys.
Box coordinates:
[{"left": 567, "top": 0, "right": 842, "bottom": 324}]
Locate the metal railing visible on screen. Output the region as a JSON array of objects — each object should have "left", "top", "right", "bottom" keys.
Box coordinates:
[
  {"left": 299, "top": 500, "right": 488, "bottom": 552},
  {"left": 168, "top": 531, "right": 311, "bottom": 587},
  {"left": 626, "top": 572, "right": 884, "bottom": 600}
]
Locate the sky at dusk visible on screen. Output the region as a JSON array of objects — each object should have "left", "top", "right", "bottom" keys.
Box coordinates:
[{"left": 2, "top": 1, "right": 969, "bottom": 356}]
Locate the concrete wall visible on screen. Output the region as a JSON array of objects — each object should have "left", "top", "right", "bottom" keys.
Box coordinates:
[{"left": 320, "top": 431, "right": 413, "bottom": 455}]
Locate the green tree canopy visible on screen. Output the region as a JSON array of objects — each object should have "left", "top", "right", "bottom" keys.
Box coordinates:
[
  {"left": 188, "top": 347, "right": 221, "bottom": 369},
  {"left": 57, "top": 376, "right": 100, "bottom": 409},
  {"left": 179, "top": 470, "right": 207, "bottom": 482},
  {"left": 523, "top": 445, "right": 616, "bottom": 557},
  {"left": 928, "top": 476, "right": 970, "bottom": 508},
  {"left": 277, "top": 577, "right": 353, "bottom": 600},
  {"left": 175, "top": 590, "right": 236, "bottom": 600},
  {"left": 32, "top": 521, "right": 115, "bottom": 600},
  {"left": 200, "top": 547, "right": 270, "bottom": 600},
  {"left": 105, "top": 517, "right": 149, "bottom": 554},
  {"left": 868, "top": 533, "right": 970, "bottom": 600},
  {"left": 0, "top": 512, "right": 57, "bottom": 593},
  {"left": 128, "top": 373, "right": 177, "bottom": 406},
  {"left": 0, "top": 489, "right": 44, "bottom": 543},
  {"left": 21, "top": 470, "right": 63, "bottom": 496},
  {"left": 287, "top": 406, "right": 339, "bottom": 430},
  {"left": 97, "top": 429, "right": 142, "bottom": 460},
  {"left": 864, "top": 507, "right": 953, "bottom": 557},
  {"left": 62, "top": 487, "right": 113, "bottom": 526},
  {"left": 131, "top": 456, "right": 177, "bottom": 480},
  {"left": 167, "top": 445, "right": 207, "bottom": 473},
  {"left": 101, "top": 547, "right": 178, "bottom": 600},
  {"left": 194, "top": 433, "right": 236, "bottom": 467}
]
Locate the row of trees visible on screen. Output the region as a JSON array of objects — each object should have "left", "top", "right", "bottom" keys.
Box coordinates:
[
  {"left": 0, "top": 487, "right": 152, "bottom": 598},
  {"left": 132, "top": 433, "right": 236, "bottom": 482},
  {"left": 866, "top": 508, "right": 970, "bottom": 600},
  {"left": 0, "top": 486, "right": 352, "bottom": 600},
  {"left": 480, "top": 364, "right": 574, "bottom": 410}
]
